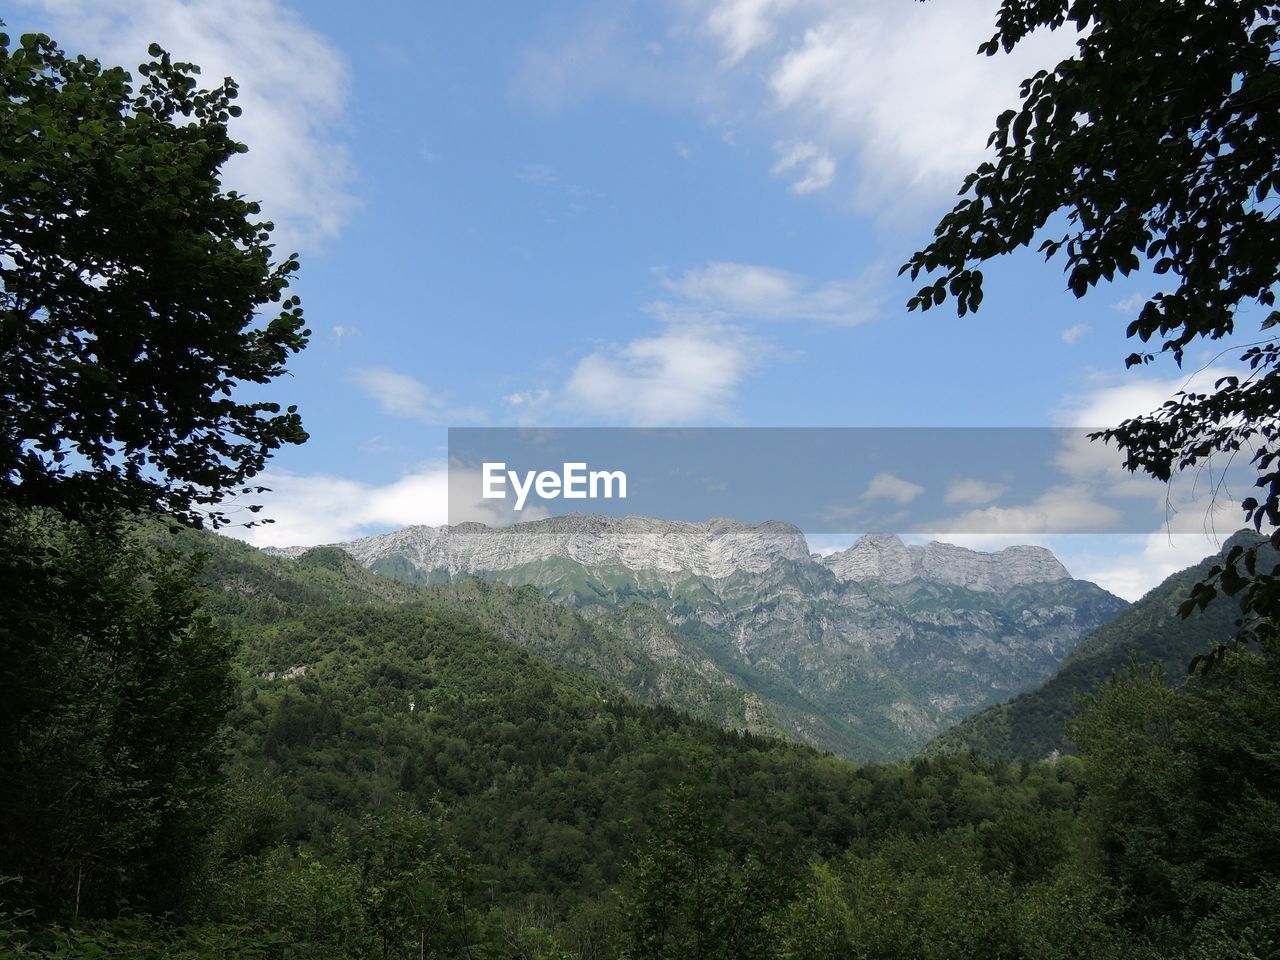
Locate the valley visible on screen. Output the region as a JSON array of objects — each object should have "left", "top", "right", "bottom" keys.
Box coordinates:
[{"left": 266, "top": 516, "right": 1128, "bottom": 759}]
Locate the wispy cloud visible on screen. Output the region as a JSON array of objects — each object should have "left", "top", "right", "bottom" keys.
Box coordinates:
[
  {"left": 653, "top": 261, "right": 882, "bottom": 326},
  {"left": 561, "top": 325, "right": 760, "bottom": 426},
  {"left": 349, "top": 368, "right": 486, "bottom": 425},
  {"left": 517, "top": 163, "right": 559, "bottom": 187},
  {"left": 770, "top": 139, "right": 836, "bottom": 195},
  {"left": 944, "top": 477, "right": 1008, "bottom": 507},
  {"left": 22, "top": 0, "right": 359, "bottom": 253},
  {"left": 1111, "top": 292, "right": 1150, "bottom": 315},
  {"left": 698, "top": 0, "right": 1078, "bottom": 211},
  {"left": 1061, "top": 323, "right": 1090, "bottom": 345}
]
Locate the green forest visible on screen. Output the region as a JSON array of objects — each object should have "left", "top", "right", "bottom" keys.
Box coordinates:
[
  {"left": 5, "top": 2, "right": 1280, "bottom": 958},
  {"left": 7, "top": 512, "right": 1280, "bottom": 960},
  {"left": 4, "top": 512, "right": 1280, "bottom": 958}
]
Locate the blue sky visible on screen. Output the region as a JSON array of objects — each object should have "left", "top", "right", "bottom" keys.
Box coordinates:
[{"left": 12, "top": 0, "right": 1256, "bottom": 598}]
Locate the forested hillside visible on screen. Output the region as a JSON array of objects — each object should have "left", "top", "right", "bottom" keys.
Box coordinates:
[
  {"left": 928, "top": 532, "right": 1270, "bottom": 761},
  {"left": 6, "top": 516, "right": 1280, "bottom": 959},
  {"left": 303, "top": 519, "right": 1127, "bottom": 759},
  {"left": 187, "top": 530, "right": 823, "bottom": 749}
]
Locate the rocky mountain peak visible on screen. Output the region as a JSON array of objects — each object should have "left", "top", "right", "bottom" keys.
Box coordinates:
[
  {"left": 329, "top": 514, "right": 815, "bottom": 581},
  {"left": 822, "top": 535, "right": 1071, "bottom": 593}
]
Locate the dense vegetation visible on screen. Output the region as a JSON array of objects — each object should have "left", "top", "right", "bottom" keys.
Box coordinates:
[
  {"left": 4, "top": 517, "right": 1280, "bottom": 958},
  {"left": 930, "top": 532, "right": 1269, "bottom": 761}
]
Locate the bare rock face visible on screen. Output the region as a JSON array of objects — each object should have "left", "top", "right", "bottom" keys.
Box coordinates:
[
  {"left": 820, "top": 533, "right": 916, "bottom": 584},
  {"left": 315, "top": 515, "right": 814, "bottom": 582},
  {"left": 821, "top": 534, "right": 1070, "bottom": 593}
]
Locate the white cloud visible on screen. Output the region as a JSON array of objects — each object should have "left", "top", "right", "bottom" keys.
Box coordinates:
[
  {"left": 349, "top": 368, "right": 486, "bottom": 425},
  {"left": 1061, "top": 323, "right": 1090, "bottom": 345},
  {"left": 562, "top": 325, "right": 758, "bottom": 425},
  {"left": 1057, "top": 367, "right": 1232, "bottom": 431},
  {"left": 1058, "top": 512, "right": 1244, "bottom": 601},
  {"left": 655, "top": 261, "right": 881, "bottom": 325},
  {"left": 1111, "top": 292, "right": 1150, "bottom": 315},
  {"left": 506, "top": 389, "right": 551, "bottom": 408},
  {"left": 22, "top": 0, "right": 358, "bottom": 253},
  {"left": 699, "top": 0, "right": 1078, "bottom": 209},
  {"left": 706, "top": 0, "right": 798, "bottom": 66},
  {"left": 770, "top": 139, "right": 836, "bottom": 194},
  {"left": 861, "top": 471, "right": 925, "bottom": 505},
  {"left": 219, "top": 463, "right": 548, "bottom": 548},
  {"left": 929, "top": 483, "right": 1125, "bottom": 535},
  {"left": 944, "top": 477, "right": 1008, "bottom": 507},
  {"left": 510, "top": 258, "right": 877, "bottom": 424}
]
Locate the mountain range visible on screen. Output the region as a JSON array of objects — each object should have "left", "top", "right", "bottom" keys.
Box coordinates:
[
  {"left": 928, "top": 530, "right": 1270, "bottom": 761},
  {"left": 265, "top": 516, "right": 1128, "bottom": 759}
]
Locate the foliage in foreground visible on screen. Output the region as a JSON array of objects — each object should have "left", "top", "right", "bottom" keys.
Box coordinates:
[
  {"left": 902, "top": 0, "right": 1280, "bottom": 630},
  {"left": 0, "top": 29, "right": 308, "bottom": 526}
]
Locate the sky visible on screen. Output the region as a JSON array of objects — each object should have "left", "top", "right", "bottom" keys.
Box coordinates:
[{"left": 10, "top": 0, "right": 1262, "bottom": 600}]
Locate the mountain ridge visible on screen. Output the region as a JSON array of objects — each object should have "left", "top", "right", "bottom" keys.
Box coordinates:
[
  {"left": 927, "top": 530, "right": 1270, "bottom": 761},
  {"left": 265, "top": 516, "right": 1090, "bottom": 592},
  {"left": 260, "top": 516, "right": 1126, "bottom": 759}
]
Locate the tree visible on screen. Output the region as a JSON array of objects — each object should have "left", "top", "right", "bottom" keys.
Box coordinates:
[
  {"left": 622, "top": 785, "right": 788, "bottom": 960},
  {"left": 0, "top": 28, "right": 308, "bottom": 528},
  {"left": 901, "top": 1, "right": 1280, "bottom": 630},
  {"left": 0, "top": 507, "right": 234, "bottom": 919},
  {"left": 1070, "top": 643, "right": 1280, "bottom": 930}
]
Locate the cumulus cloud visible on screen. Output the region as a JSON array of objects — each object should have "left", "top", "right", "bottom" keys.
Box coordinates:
[
  {"left": 20, "top": 0, "right": 357, "bottom": 252},
  {"left": 927, "top": 483, "right": 1125, "bottom": 535},
  {"left": 1064, "top": 527, "right": 1239, "bottom": 602},
  {"left": 861, "top": 471, "right": 925, "bottom": 506},
  {"left": 1057, "top": 367, "right": 1233, "bottom": 431},
  {"left": 561, "top": 326, "right": 758, "bottom": 425},
  {"left": 219, "top": 463, "right": 547, "bottom": 548},
  {"left": 349, "top": 368, "right": 486, "bottom": 425},
  {"left": 698, "top": 0, "right": 1078, "bottom": 209},
  {"left": 509, "top": 258, "right": 879, "bottom": 425}
]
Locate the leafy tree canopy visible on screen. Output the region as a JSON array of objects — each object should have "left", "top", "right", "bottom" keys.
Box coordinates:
[
  {"left": 0, "top": 28, "right": 308, "bottom": 527},
  {"left": 902, "top": 0, "right": 1280, "bottom": 627}
]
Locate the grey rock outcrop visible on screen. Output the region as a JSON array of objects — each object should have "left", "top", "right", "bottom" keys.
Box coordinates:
[{"left": 821, "top": 534, "right": 1069, "bottom": 593}]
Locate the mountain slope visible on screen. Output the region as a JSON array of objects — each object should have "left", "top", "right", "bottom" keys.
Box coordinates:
[
  {"left": 928, "top": 531, "right": 1269, "bottom": 761},
  {"left": 157, "top": 527, "right": 808, "bottom": 745},
  {"left": 269, "top": 516, "right": 1128, "bottom": 759},
  {"left": 153, "top": 524, "right": 891, "bottom": 907}
]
